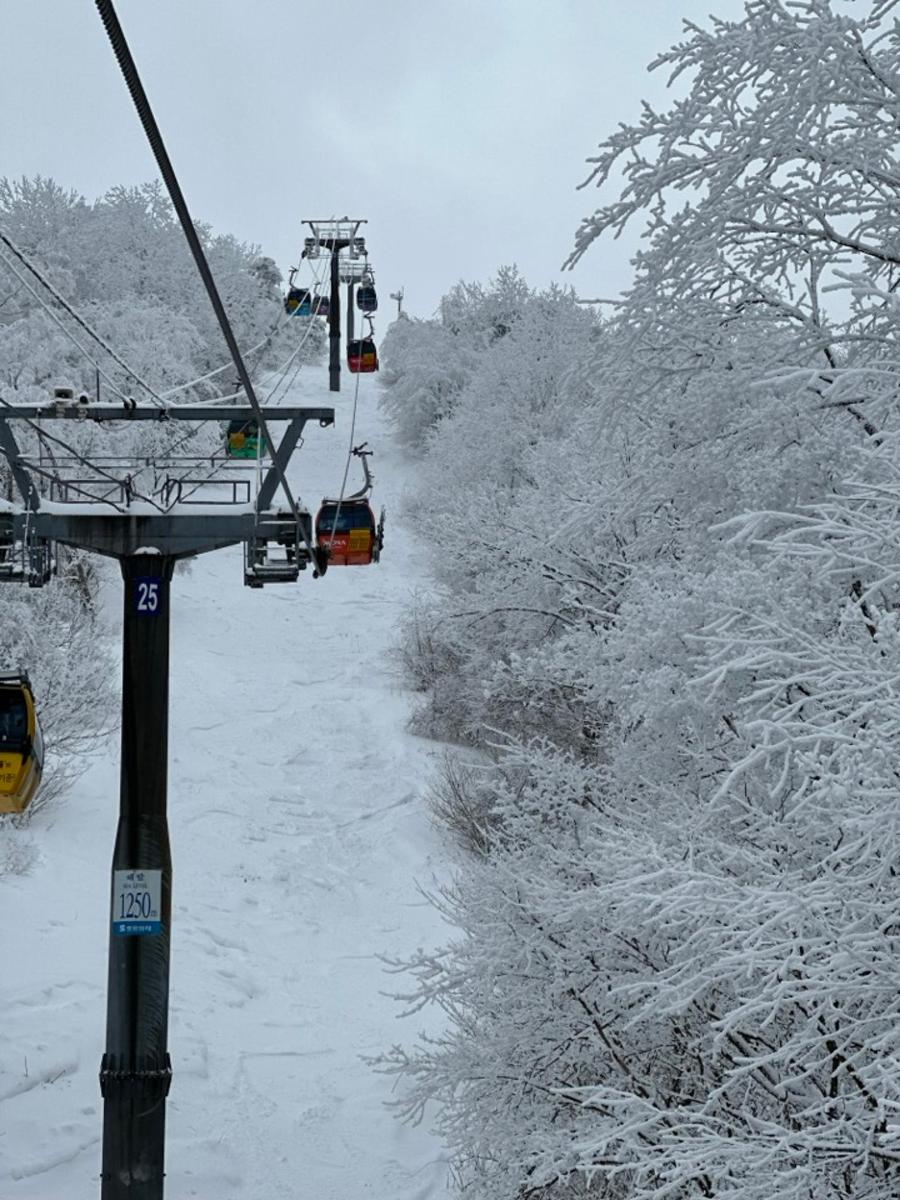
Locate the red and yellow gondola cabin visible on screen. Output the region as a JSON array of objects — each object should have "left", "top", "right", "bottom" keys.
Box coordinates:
[
  {"left": 0, "top": 672, "right": 44, "bottom": 814},
  {"left": 315, "top": 500, "right": 379, "bottom": 566},
  {"left": 347, "top": 338, "right": 378, "bottom": 373}
]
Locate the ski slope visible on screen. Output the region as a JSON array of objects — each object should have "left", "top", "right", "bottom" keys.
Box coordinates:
[{"left": 0, "top": 366, "right": 450, "bottom": 1198}]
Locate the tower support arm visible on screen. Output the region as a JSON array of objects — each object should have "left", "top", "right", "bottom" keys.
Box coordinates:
[
  {"left": 0, "top": 419, "right": 40, "bottom": 511},
  {"left": 257, "top": 417, "right": 309, "bottom": 512}
]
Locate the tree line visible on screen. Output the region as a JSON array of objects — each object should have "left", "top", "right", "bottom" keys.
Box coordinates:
[{"left": 378, "top": 4, "right": 900, "bottom": 1199}]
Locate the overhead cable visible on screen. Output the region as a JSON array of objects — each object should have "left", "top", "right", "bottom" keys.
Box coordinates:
[
  {"left": 0, "top": 249, "right": 138, "bottom": 408},
  {"left": 146, "top": 230, "right": 334, "bottom": 511},
  {"left": 94, "top": 0, "right": 322, "bottom": 570},
  {"left": 0, "top": 231, "right": 167, "bottom": 409},
  {"left": 158, "top": 309, "right": 287, "bottom": 400}
]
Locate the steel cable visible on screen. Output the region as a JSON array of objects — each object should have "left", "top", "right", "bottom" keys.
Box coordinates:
[
  {"left": 0, "top": 249, "right": 137, "bottom": 407},
  {"left": 158, "top": 307, "right": 287, "bottom": 400},
  {"left": 94, "top": 0, "right": 323, "bottom": 571},
  {"left": 0, "top": 231, "right": 167, "bottom": 408},
  {"left": 156, "top": 252, "right": 333, "bottom": 505}
]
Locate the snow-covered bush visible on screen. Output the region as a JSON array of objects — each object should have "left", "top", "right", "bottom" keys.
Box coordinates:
[
  {"left": 379, "top": 266, "right": 560, "bottom": 454},
  {"left": 378, "top": 316, "right": 474, "bottom": 452},
  {"left": 385, "top": 4, "right": 900, "bottom": 1199},
  {"left": 0, "top": 577, "right": 116, "bottom": 816}
]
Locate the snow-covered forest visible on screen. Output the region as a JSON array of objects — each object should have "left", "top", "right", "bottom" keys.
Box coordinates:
[
  {"left": 4, "top": 1, "right": 900, "bottom": 1198},
  {"left": 377, "top": 4, "right": 900, "bottom": 1199}
]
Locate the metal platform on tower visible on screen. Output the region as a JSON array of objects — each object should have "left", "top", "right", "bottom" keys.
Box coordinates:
[{"left": 0, "top": 398, "right": 334, "bottom": 573}]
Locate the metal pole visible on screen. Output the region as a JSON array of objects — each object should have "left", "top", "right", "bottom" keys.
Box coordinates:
[
  {"left": 347, "top": 281, "right": 354, "bottom": 347},
  {"left": 100, "top": 553, "right": 175, "bottom": 1199},
  {"left": 328, "top": 248, "right": 341, "bottom": 393}
]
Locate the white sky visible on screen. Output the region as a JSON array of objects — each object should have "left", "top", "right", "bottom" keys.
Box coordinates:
[{"left": 3, "top": 1, "right": 746, "bottom": 318}]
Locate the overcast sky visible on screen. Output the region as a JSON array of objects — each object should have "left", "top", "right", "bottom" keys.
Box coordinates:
[{"left": 4, "top": 1, "right": 745, "bottom": 319}]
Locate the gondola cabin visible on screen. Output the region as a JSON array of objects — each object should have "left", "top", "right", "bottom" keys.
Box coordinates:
[
  {"left": 0, "top": 673, "right": 44, "bottom": 814},
  {"left": 316, "top": 499, "right": 379, "bottom": 566},
  {"left": 356, "top": 284, "right": 378, "bottom": 313},
  {"left": 347, "top": 338, "right": 378, "bottom": 373},
  {"left": 226, "top": 418, "right": 263, "bottom": 459},
  {"left": 285, "top": 287, "right": 312, "bottom": 317},
  {"left": 312, "top": 293, "right": 330, "bottom": 318}
]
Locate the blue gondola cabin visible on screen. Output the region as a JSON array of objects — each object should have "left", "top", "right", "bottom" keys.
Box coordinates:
[
  {"left": 285, "top": 288, "right": 312, "bottom": 317},
  {"left": 357, "top": 284, "right": 378, "bottom": 313}
]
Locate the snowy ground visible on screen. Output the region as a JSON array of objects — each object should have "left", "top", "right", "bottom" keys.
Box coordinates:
[{"left": 0, "top": 366, "right": 450, "bottom": 1198}]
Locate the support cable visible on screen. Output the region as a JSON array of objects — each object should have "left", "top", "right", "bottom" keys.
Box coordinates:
[
  {"left": 0, "top": 258, "right": 171, "bottom": 509},
  {"left": 159, "top": 248, "right": 334, "bottom": 508},
  {"left": 94, "top": 0, "right": 322, "bottom": 570},
  {"left": 0, "top": 232, "right": 167, "bottom": 409},
  {"left": 158, "top": 307, "right": 288, "bottom": 400},
  {"left": 187, "top": 250, "right": 330, "bottom": 411},
  {"left": 263, "top": 352, "right": 307, "bottom": 413},
  {"left": 261, "top": 255, "right": 332, "bottom": 406},
  {"left": 326, "top": 358, "right": 364, "bottom": 556},
  {"left": 183, "top": 277, "right": 328, "bottom": 408},
  {"left": 156, "top": 257, "right": 333, "bottom": 500},
  {"left": 2, "top": 226, "right": 305, "bottom": 419},
  {"left": 2, "top": 224, "right": 314, "bottom": 414},
  {"left": 0, "top": 249, "right": 138, "bottom": 408}
]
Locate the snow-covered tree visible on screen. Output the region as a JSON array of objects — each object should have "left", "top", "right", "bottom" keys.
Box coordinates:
[
  {"left": 569, "top": 0, "right": 900, "bottom": 439},
  {"left": 379, "top": 267, "right": 555, "bottom": 453},
  {"left": 378, "top": 316, "right": 474, "bottom": 452},
  {"left": 384, "top": 5, "right": 900, "bottom": 1200}
]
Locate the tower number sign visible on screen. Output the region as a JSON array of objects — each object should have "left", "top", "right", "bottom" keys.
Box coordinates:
[{"left": 133, "top": 577, "right": 164, "bottom": 617}]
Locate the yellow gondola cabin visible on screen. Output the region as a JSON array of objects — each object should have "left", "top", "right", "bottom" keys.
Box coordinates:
[{"left": 0, "top": 672, "right": 44, "bottom": 814}]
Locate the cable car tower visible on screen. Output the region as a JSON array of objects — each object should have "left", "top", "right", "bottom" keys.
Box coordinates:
[
  {"left": 1, "top": 0, "right": 394, "bottom": 1189},
  {"left": 0, "top": 388, "right": 333, "bottom": 1195},
  {"left": 300, "top": 219, "right": 369, "bottom": 392},
  {"left": 0, "top": 2, "right": 345, "bottom": 1193}
]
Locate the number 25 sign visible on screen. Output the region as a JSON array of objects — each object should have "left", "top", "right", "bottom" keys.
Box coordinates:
[{"left": 134, "top": 577, "right": 165, "bottom": 617}]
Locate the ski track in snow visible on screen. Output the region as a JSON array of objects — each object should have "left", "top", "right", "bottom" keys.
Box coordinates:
[{"left": 0, "top": 368, "right": 450, "bottom": 1198}]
